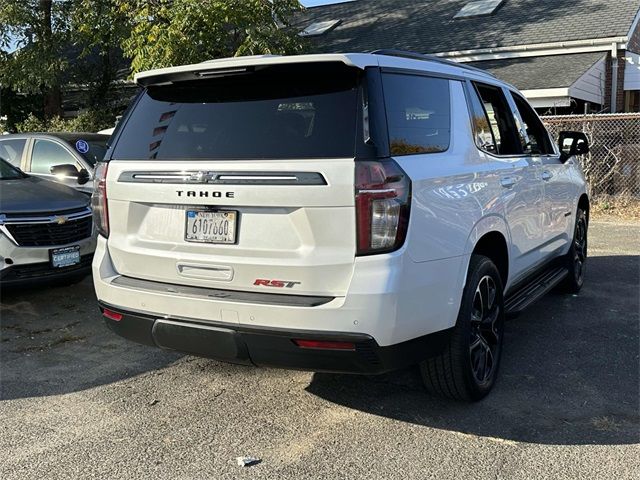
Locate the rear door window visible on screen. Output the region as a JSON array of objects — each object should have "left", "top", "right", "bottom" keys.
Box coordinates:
[
  {"left": 382, "top": 73, "right": 450, "bottom": 156},
  {"left": 111, "top": 63, "right": 360, "bottom": 160},
  {"left": 471, "top": 83, "right": 522, "bottom": 156},
  {"left": 0, "top": 138, "right": 26, "bottom": 168}
]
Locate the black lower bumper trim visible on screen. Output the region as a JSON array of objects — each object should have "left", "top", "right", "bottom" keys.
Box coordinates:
[
  {"left": 98, "top": 302, "right": 453, "bottom": 375},
  {"left": 153, "top": 319, "right": 252, "bottom": 366},
  {"left": 0, "top": 255, "right": 92, "bottom": 287}
]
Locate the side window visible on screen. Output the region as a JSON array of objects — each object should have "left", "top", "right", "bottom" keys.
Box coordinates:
[
  {"left": 382, "top": 73, "right": 450, "bottom": 156},
  {"left": 471, "top": 82, "right": 521, "bottom": 156},
  {"left": 511, "top": 93, "right": 553, "bottom": 155},
  {"left": 0, "top": 139, "right": 27, "bottom": 167},
  {"left": 466, "top": 85, "right": 497, "bottom": 153},
  {"left": 31, "top": 140, "right": 78, "bottom": 175}
]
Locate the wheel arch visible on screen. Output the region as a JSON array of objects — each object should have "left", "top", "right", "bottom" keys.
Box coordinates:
[
  {"left": 578, "top": 194, "right": 590, "bottom": 223},
  {"left": 464, "top": 215, "right": 510, "bottom": 288},
  {"left": 472, "top": 231, "right": 509, "bottom": 288}
]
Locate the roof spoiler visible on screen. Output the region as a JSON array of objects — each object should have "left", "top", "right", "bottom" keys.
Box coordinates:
[{"left": 134, "top": 54, "right": 372, "bottom": 87}]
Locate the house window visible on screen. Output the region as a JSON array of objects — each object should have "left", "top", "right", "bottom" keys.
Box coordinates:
[{"left": 625, "top": 91, "right": 640, "bottom": 112}]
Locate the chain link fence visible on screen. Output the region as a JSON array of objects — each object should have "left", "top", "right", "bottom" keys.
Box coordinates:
[{"left": 542, "top": 113, "right": 640, "bottom": 200}]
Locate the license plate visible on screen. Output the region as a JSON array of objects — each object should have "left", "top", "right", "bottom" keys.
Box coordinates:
[
  {"left": 50, "top": 245, "right": 81, "bottom": 268},
  {"left": 185, "top": 210, "right": 237, "bottom": 244}
]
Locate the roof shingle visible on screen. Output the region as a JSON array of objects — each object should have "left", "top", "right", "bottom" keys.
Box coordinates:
[
  {"left": 296, "top": 0, "right": 640, "bottom": 54},
  {"left": 469, "top": 52, "right": 606, "bottom": 90}
]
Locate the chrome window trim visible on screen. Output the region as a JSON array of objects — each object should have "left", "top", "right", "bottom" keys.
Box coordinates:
[{"left": 118, "top": 171, "right": 327, "bottom": 186}]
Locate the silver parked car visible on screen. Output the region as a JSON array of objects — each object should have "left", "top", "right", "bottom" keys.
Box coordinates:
[{"left": 0, "top": 133, "right": 109, "bottom": 195}]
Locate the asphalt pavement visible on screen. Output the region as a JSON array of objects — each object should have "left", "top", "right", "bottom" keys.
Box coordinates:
[{"left": 1, "top": 219, "right": 638, "bottom": 479}]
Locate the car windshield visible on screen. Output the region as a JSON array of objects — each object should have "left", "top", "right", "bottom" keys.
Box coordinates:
[
  {"left": 66, "top": 137, "right": 108, "bottom": 166},
  {"left": 111, "top": 63, "right": 361, "bottom": 160},
  {"left": 0, "top": 158, "right": 26, "bottom": 180}
]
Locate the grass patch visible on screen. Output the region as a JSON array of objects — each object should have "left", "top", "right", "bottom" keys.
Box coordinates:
[{"left": 591, "top": 195, "right": 640, "bottom": 221}]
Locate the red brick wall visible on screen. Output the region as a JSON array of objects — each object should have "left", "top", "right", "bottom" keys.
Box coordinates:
[
  {"left": 602, "top": 17, "right": 640, "bottom": 111},
  {"left": 604, "top": 50, "right": 626, "bottom": 112}
]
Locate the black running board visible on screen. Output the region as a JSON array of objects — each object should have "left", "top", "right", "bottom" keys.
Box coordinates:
[{"left": 505, "top": 266, "right": 568, "bottom": 315}]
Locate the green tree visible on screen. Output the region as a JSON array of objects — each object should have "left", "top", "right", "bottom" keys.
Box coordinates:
[
  {"left": 71, "top": 0, "right": 131, "bottom": 109},
  {"left": 118, "top": 0, "right": 306, "bottom": 74},
  {"left": 0, "top": 0, "right": 307, "bottom": 128},
  {"left": 0, "top": 0, "right": 72, "bottom": 119}
]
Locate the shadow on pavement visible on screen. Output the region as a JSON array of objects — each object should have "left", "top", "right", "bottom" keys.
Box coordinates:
[
  {"left": 307, "top": 255, "right": 640, "bottom": 446},
  {"left": 0, "top": 275, "right": 181, "bottom": 401},
  {"left": 2, "top": 255, "right": 638, "bottom": 446}
]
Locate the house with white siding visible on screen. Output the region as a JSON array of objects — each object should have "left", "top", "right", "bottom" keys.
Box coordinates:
[{"left": 296, "top": 0, "right": 640, "bottom": 114}]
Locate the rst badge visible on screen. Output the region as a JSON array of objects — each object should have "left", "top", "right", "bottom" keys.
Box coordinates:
[{"left": 254, "top": 279, "right": 301, "bottom": 288}]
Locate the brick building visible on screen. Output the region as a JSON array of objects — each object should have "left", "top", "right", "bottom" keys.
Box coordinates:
[{"left": 296, "top": 0, "right": 640, "bottom": 114}]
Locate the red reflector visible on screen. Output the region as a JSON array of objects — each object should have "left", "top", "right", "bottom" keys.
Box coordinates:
[
  {"left": 293, "top": 339, "right": 356, "bottom": 351},
  {"left": 103, "top": 309, "right": 123, "bottom": 321}
]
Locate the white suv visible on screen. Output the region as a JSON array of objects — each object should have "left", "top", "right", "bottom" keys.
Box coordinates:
[{"left": 92, "top": 51, "right": 589, "bottom": 400}]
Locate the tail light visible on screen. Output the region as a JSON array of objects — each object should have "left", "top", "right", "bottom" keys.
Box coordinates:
[
  {"left": 92, "top": 162, "right": 109, "bottom": 237},
  {"left": 102, "top": 309, "right": 122, "bottom": 321},
  {"left": 355, "top": 160, "right": 411, "bottom": 255}
]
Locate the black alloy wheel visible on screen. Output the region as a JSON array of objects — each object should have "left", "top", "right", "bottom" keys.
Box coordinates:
[{"left": 421, "top": 255, "right": 505, "bottom": 401}]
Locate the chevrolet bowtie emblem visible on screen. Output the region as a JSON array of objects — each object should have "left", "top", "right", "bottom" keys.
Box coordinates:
[
  {"left": 189, "top": 171, "right": 213, "bottom": 183},
  {"left": 53, "top": 215, "right": 68, "bottom": 225}
]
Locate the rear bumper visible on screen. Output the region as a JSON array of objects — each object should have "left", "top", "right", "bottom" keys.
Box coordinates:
[
  {"left": 99, "top": 302, "right": 452, "bottom": 374},
  {"left": 93, "top": 235, "right": 464, "bottom": 348}
]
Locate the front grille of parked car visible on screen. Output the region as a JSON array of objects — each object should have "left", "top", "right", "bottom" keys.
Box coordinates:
[{"left": 3, "top": 212, "right": 93, "bottom": 247}]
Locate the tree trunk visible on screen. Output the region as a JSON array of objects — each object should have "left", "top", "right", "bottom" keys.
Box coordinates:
[
  {"left": 40, "top": 0, "right": 63, "bottom": 119},
  {"left": 89, "top": 45, "right": 113, "bottom": 109},
  {"left": 43, "top": 86, "right": 63, "bottom": 119}
]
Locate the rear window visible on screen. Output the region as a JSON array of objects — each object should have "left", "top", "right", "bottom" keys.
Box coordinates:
[{"left": 112, "top": 64, "right": 360, "bottom": 160}]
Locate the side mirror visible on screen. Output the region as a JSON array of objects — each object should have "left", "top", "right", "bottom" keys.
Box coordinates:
[
  {"left": 558, "top": 131, "right": 589, "bottom": 163},
  {"left": 50, "top": 164, "right": 80, "bottom": 177},
  {"left": 77, "top": 168, "right": 90, "bottom": 185}
]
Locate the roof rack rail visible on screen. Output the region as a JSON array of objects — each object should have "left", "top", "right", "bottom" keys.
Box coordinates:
[{"left": 370, "top": 49, "right": 495, "bottom": 77}]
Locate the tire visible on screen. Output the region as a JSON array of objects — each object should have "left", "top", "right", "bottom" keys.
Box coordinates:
[
  {"left": 420, "top": 254, "right": 505, "bottom": 401},
  {"left": 559, "top": 208, "right": 588, "bottom": 294}
]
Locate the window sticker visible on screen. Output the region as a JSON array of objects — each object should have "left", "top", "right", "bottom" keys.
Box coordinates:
[{"left": 75, "top": 139, "right": 89, "bottom": 154}]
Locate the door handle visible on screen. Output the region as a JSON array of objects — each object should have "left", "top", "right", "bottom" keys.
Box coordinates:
[
  {"left": 542, "top": 171, "right": 553, "bottom": 181},
  {"left": 500, "top": 176, "right": 517, "bottom": 188}
]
